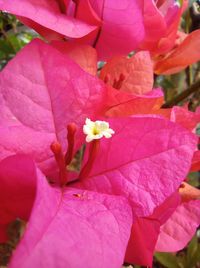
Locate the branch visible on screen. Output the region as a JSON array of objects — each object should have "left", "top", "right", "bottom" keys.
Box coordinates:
[{"left": 162, "top": 79, "right": 200, "bottom": 108}]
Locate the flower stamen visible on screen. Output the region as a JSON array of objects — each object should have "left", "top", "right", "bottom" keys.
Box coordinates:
[
  {"left": 51, "top": 141, "right": 68, "bottom": 187},
  {"left": 65, "top": 123, "right": 77, "bottom": 165}
]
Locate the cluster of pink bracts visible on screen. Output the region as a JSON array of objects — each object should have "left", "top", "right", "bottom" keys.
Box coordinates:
[{"left": 0, "top": 1, "right": 200, "bottom": 268}]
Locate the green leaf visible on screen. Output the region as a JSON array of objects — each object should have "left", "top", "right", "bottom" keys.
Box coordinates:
[
  {"left": 186, "top": 235, "right": 200, "bottom": 268},
  {"left": 155, "top": 252, "right": 180, "bottom": 268},
  {"left": 188, "top": 172, "right": 200, "bottom": 187}
]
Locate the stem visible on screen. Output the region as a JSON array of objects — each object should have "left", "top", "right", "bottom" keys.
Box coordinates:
[
  {"left": 185, "top": 9, "right": 193, "bottom": 87},
  {"left": 189, "top": 65, "right": 193, "bottom": 85},
  {"left": 0, "top": 28, "right": 16, "bottom": 53},
  {"left": 162, "top": 80, "right": 200, "bottom": 108}
]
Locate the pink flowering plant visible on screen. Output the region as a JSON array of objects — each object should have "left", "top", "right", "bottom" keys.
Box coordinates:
[{"left": 0, "top": 1, "right": 200, "bottom": 267}]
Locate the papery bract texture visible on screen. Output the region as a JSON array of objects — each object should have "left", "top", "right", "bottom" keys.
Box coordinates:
[
  {"left": 76, "top": 117, "right": 197, "bottom": 217},
  {"left": 100, "top": 51, "right": 153, "bottom": 94},
  {"left": 154, "top": 30, "right": 200, "bottom": 74},
  {"left": 156, "top": 199, "right": 200, "bottom": 252},
  {"left": 0, "top": 0, "right": 97, "bottom": 39},
  {"left": 77, "top": 0, "right": 185, "bottom": 58},
  {"left": 139, "top": 0, "right": 186, "bottom": 54},
  {"left": 137, "top": 104, "right": 200, "bottom": 132},
  {"left": 51, "top": 41, "right": 97, "bottom": 75},
  {"left": 169, "top": 106, "right": 200, "bottom": 131},
  {"left": 125, "top": 192, "right": 180, "bottom": 266},
  {"left": 83, "top": 0, "right": 145, "bottom": 59},
  {"left": 126, "top": 182, "right": 200, "bottom": 265},
  {"left": 105, "top": 88, "right": 164, "bottom": 117},
  {"left": 0, "top": 39, "right": 107, "bottom": 177},
  {"left": 0, "top": 0, "right": 184, "bottom": 59},
  {"left": 7, "top": 156, "right": 132, "bottom": 268},
  {"left": 0, "top": 155, "right": 36, "bottom": 242}
]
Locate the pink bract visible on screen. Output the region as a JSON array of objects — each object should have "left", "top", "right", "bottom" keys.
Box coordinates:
[
  {"left": 0, "top": 0, "right": 98, "bottom": 39},
  {"left": 0, "top": 38, "right": 165, "bottom": 179},
  {"left": 80, "top": 0, "right": 145, "bottom": 59},
  {"left": 51, "top": 41, "right": 98, "bottom": 75},
  {"left": 105, "top": 87, "right": 164, "bottom": 117},
  {"left": 0, "top": 39, "right": 197, "bottom": 216},
  {"left": 125, "top": 192, "right": 180, "bottom": 266},
  {"left": 169, "top": 106, "right": 200, "bottom": 131},
  {"left": 100, "top": 51, "right": 153, "bottom": 95},
  {"left": 72, "top": 0, "right": 186, "bottom": 58},
  {"left": 0, "top": 0, "right": 184, "bottom": 59},
  {"left": 154, "top": 29, "right": 200, "bottom": 75},
  {"left": 1, "top": 155, "right": 132, "bottom": 268},
  {"left": 0, "top": 155, "right": 36, "bottom": 242},
  {"left": 76, "top": 117, "right": 197, "bottom": 217},
  {"left": 0, "top": 39, "right": 107, "bottom": 177},
  {"left": 139, "top": 0, "right": 187, "bottom": 54},
  {"left": 51, "top": 43, "right": 164, "bottom": 117},
  {"left": 0, "top": 35, "right": 199, "bottom": 268},
  {"left": 156, "top": 199, "right": 200, "bottom": 252},
  {"left": 125, "top": 182, "right": 200, "bottom": 265}
]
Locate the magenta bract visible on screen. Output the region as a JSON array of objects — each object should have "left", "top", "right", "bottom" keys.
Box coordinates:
[
  {"left": 0, "top": 39, "right": 107, "bottom": 178},
  {"left": 1, "top": 155, "right": 132, "bottom": 268},
  {"left": 0, "top": 0, "right": 98, "bottom": 38},
  {"left": 77, "top": 117, "right": 197, "bottom": 217},
  {"left": 156, "top": 199, "right": 200, "bottom": 252},
  {"left": 0, "top": 0, "right": 183, "bottom": 59},
  {"left": 125, "top": 192, "right": 181, "bottom": 266},
  {"left": 100, "top": 51, "right": 153, "bottom": 95},
  {"left": 0, "top": 37, "right": 198, "bottom": 267},
  {"left": 0, "top": 155, "right": 36, "bottom": 242}
]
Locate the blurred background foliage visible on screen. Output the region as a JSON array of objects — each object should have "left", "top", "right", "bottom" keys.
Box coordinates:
[
  {"left": 0, "top": 1, "right": 200, "bottom": 267},
  {"left": 0, "top": 11, "right": 36, "bottom": 69}
]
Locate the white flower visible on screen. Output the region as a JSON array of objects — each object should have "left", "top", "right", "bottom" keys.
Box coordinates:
[{"left": 83, "top": 118, "right": 115, "bottom": 143}]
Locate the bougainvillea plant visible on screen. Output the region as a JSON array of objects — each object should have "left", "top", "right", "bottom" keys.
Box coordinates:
[{"left": 0, "top": 1, "right": 200, "bottom": 268}]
